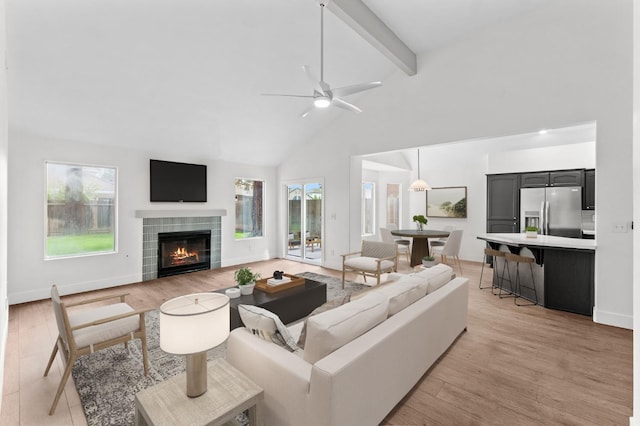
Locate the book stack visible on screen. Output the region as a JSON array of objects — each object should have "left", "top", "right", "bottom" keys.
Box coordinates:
[{"left": 267, "top": 276, "right": 292, "bottom": 286}]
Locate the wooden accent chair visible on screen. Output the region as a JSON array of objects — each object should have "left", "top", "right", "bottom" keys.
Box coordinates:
[
  {"left": 341, "top": 240, "right": 397, "bottom": 289},
  {"left": 44, "top": 285, "right": 150, "bottom": 415}
]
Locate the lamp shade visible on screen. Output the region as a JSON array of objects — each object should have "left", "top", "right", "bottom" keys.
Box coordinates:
[
  {"left": 159, "top": 293, "right": 230, "bottom": 355},
  {"left": 409, "top": 179, "right": 432, "bottom": 192}
]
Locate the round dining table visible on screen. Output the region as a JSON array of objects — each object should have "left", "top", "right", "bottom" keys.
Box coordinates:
[{"left": 390, "top": 229, "right": 450, "bottom": 267}]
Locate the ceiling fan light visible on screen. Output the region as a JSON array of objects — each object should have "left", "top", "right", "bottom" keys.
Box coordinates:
[
  {"left": 409, "top": 179, "right": 431, "bottom": 192},
  {"left": 313, "top": 96, "right": 331, "bottom": 108}
]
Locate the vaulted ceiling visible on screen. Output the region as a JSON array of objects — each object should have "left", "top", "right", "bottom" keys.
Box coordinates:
[{"left": 6, "top": 0, "right": 549, "bottom": 166}]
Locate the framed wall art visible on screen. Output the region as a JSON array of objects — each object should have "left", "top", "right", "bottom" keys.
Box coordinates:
[{"left": 426, "top": 186, "right": 467, "bottom": 218}]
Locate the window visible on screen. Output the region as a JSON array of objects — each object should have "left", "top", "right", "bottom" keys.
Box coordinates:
[
  {"left": 46, "top": 162, "right": 116, "bottom": 258},
  {"left": 235, "top": 178, "right": 264, "bottom": 239},
  {"left": 386, "top": 183, "right": 401, "bottom": 227},
  {"left": 362, "top": 182, "right": 375, "bottom": 236}
]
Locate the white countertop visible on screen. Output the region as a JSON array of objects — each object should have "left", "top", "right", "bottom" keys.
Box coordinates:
[{"left": 477, "top": 233, "right": 596, "bottom": 251}]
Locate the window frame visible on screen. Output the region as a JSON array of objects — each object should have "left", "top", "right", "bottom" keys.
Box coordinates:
[
  {"left": 44, "top": 161, "right": 118, "bottom": 260},
  {"left": 361, "top": 181, "right": 376, "bottom": 237},
  {"left": 234, "top": 177, "right": 265, "bottom": 240}
]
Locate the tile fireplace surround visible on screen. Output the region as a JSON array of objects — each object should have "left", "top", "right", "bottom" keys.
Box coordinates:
[{"left": 136, "top": 209, "right": 226, "bottom": 281}]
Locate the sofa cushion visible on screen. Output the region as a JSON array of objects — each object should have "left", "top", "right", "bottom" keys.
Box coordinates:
[
  {"left": 416, "top": 264, "right": 453, "bottom": 293},
  {"left": 344, "top": 257, "right": 395, "bottom": 272},
  {"left": 303, "top": 293, "right": 389, "bottom": 364},
  {"left": 297, "top": 294, "right": 351, "bottom": 349},
  {"left": 238, "top": 304, "right": 298, "bottom": 351},
  {"left": 376, "top": 275, "right": 427, "bottom": 316}
]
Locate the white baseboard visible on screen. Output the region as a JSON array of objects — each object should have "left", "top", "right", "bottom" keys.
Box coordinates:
[
  {"left": 593, "top": 307, "right": 633, "bottom": 330},
  {"left": 8, "top": 273, "right": 142, "bottom": 304}
]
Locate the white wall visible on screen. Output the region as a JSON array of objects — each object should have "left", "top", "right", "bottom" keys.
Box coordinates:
[
  {"left": 632, "top": 0, "right": 639, "bottom": 423},
  {"left": 279, "top": 0, "right": 633, "bottom": 329},
  {"left": 0, "top": 0, "right": 8, "bottom": 413},
  {"left": 7, "top": 131, "right": 277, "bottom": 303}
]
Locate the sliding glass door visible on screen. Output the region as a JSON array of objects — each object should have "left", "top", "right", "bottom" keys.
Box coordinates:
[{"left": 286, "top": 182, "right": 322, "bottom": 263}]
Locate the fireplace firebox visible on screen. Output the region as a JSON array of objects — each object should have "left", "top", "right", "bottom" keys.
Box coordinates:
[{"left": 157, "top": 230, "right": 211, "bottom": 278}]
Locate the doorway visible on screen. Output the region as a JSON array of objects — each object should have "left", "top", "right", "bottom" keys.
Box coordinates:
[{"left": 286, "top": 182, "right": 323, "bottom": 264}]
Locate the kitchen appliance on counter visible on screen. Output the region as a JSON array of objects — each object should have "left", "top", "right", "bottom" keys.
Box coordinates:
[{"left": 520, "top": 186, "right": 582, "bottom": 238}]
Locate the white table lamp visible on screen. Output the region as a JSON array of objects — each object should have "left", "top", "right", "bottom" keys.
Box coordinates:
[{"left": 160, "top": 292, "right": 230, "bottom": 397}]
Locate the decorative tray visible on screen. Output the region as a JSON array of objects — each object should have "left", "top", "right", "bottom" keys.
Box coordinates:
[{"left": 254, "top": 273, "right": 305, "bottom": 293}]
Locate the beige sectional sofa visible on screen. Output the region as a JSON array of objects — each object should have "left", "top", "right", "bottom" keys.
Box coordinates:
[{"left": 226, "top": 264, "right": 469, "bottom": 426}]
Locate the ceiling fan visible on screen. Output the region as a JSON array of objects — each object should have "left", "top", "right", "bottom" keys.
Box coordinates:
[{"left": 262, "top": 2, "right": 382, "bottom": 118}]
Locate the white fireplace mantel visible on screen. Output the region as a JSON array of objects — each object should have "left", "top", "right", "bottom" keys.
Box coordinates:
[{"left": 134, "top": 209, "right": 227, "bottom": 219}]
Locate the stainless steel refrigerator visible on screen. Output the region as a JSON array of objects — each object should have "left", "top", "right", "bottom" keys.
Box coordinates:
[{"left": 520, "top": 187, "right": 582, "bottom": 238}]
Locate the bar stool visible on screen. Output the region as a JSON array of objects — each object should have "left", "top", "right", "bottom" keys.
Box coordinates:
[
  {"left": 504, "top": 252, "right": 538, "bottom": 306},
  {"left": 479, "top": 248, "right": 513, "bottom": 297}
]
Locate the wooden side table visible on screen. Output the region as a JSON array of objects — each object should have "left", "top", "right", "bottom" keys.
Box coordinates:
[{"left": 135, "top": 358, "right": 263, "bottom": 426}]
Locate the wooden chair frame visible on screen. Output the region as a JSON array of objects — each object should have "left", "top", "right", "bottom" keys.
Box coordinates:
[
  {"left": 44, "top": 287, "right": 150, "bottom": 415},
  {"left": 341, "top": 241, "right": 397, "bottom": 289}
]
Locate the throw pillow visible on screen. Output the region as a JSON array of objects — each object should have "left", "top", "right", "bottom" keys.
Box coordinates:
[
  {"left": 416, "top": 264, "right": 453, "bottom": 293},
  {"left": 238, "top": 304, "right": 298, "bottom": 352},
  {"left": 297, "top": 294, "right": 351, "bottom": 349},
  {"left": 375, "top": 275, "right": 427, "bottom": 316},
  {"left": 303, "top": 292, "right": 389, "bottom": 364}
]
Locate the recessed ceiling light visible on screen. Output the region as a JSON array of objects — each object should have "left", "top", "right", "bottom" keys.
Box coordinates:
[{"left": 538, "top": 129, "right": 548, "bottom": 135}]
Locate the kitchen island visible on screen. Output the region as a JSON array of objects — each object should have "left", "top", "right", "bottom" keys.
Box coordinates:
[{"left": 477, "top": 233, "right": 596, "bottom": 316}]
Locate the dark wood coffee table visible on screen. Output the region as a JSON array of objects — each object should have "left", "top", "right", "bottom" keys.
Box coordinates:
[{"left": 215, "top": 278, "right": 326, "bottom": 329}]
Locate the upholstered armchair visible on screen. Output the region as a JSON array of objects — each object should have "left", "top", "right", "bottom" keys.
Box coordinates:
[
  {"left": 44, "top": 285, "right": 150, "bottom": 415},
  {"left": 341, "top": 240, "right": 397, "bottom": 288}
]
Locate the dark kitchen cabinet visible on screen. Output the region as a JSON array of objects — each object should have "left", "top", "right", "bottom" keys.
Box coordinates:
[
  {"left": 549, "top": 170, "right": 583, "bottom": 187},
  {"left": 544, "top": 248, "right": 594, "bottom": 316},
  {"left": 520, "top": 172, "right": 549, "bottom": 188},
  {"left": 486, "top": 174, "right": 519, "bottom": 233},
  {"left": 487, "top": 220, "right": 519, "bottom": 233},
  {"left": 584, "top": 169, "right": 595, "bottom": 210},
  {"left": 521, "top": 170, "right": 583, "bottom": 188}
]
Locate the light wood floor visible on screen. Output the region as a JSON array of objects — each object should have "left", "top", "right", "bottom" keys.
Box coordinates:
[{"left": 0, "top": 258, "right": 632, "bottom": 425}]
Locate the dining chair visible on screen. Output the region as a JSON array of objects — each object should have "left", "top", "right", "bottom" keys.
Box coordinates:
[
  {"left": 379, "top": 227, "right": 410, "bottom": 263},
  {"left": 429, "top": 225, "right": 455, "bottom": 250},
  {"left": 431, "top": 229, "right": 464, "bottom": 275},
  {"left": 44, "top": 285, "right": 150, "bottom": 415}
]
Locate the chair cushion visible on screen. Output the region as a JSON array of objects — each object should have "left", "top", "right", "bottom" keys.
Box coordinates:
[
  {"left": 70, "top": 303, "right": 140, "bottom": 349},
  {"left": 416, "top": 264, "right": 453, "bottom": 293},
  {"left": 344, "top": 257, "right": 394, "bottom": 272},
  {"left": 238, "top": 304, "right": 298, "bottom": 351},
  {"left": 303, "top": 293, "right": 389, "bottom": 364}
]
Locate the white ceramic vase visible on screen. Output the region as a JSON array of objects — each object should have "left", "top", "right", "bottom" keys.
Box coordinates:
[{"left": 239, "top": 283, "right": 255, "bottom": 295}]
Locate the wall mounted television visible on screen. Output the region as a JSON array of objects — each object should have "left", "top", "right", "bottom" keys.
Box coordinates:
[{"left": 150, "top": 159, "right": 207, "bottom": 202}]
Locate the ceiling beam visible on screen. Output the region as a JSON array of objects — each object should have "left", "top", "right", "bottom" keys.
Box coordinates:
[{"left": 325, "top": 0, "right": 417, "bottom": 76}]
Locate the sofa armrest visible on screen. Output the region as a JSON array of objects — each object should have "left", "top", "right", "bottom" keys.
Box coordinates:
[{"left": 226, "top": 328, "right": 313, "bottom": 426}]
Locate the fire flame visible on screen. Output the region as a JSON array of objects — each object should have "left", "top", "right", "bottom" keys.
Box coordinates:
[{"left": 170, "top": 246, "right": 199, "bottom": 265}]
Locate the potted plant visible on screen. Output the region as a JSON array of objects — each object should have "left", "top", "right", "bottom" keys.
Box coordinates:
[
  {"left": 422, "top": 255, "right": 436, "bottom": 268},
  {"left": 234, "top": 267, "right": 261, "bottom": 295},
  {"left": 413, "top": 214, "right": 428, "bottom": 231},
  {"left": 525, "top": 226, "right": 539, "bottom": 238}
]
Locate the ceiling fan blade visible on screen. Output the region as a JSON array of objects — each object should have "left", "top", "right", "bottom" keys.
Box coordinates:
[
  {"left": 300, "top": 107, "right": 314, "bottom": 118},
  {"left": 331, "top": 97, "right": 362, "bottom": 114},
  {"left": 331, "top": 81, "right": 382, "bottom": 98},
  {"left": 261, "top": 93, "right": 314, "bottom": 98},
  {"left": 302, "top": 65, "right": 329, "bottom": 95}
]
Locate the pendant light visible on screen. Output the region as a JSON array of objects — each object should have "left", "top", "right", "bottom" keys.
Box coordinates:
[{"left": 409, "top": 149, "right": 431, "bottom": 192}]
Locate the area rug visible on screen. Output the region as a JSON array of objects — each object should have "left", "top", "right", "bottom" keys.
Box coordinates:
[{"left": 72, "top": 272, "right": 366, "bottom": 425}]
